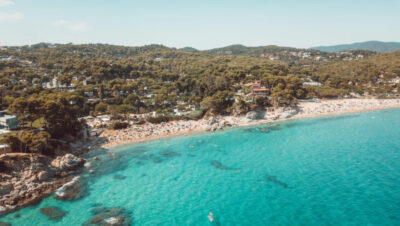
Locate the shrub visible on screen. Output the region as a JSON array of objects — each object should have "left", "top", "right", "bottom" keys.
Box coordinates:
[
  {"left": 109, "top": 121, "right": 129, "bottom": 130},
  {"left": 134, "top": 119, "right": 146, "bottom": 125},
  {"left": 95, "top": 102, "right": 108, "bottom": 113},
  {"left": 0, "top": 160, "right": 8, "bottom": 172},
  {"left": 187, "top": 110, "right": 204, "bottom": 120},
  {"left": 147, "top": 116, "right": 171, "bottom": 124}
]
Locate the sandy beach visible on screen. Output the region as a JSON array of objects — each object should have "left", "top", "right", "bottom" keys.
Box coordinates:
[{"left": 89, "top": 99, "right": 400, "bottom": 149}]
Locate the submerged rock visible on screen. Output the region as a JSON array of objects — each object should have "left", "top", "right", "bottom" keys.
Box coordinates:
[
  {"left": 0, "top": 222, "right": 11, "bottom": 226},
  {"left": 40, "top": 206, "right": 67, "bottom": 221},
  {"left": 159, "top": 151, "right": 180, "bottom": 158},
  {"left": 54, "top": 176, "right": 88, "bottom": 201},
  {"left": 83, "top": 207, "right": 133, "bottom": 226},
  {"left": 148, "top": 154, "right": 163, "bottom": 163},
  {"left": 51, "top": 154, "right": 85, "bottom": 171},
  {"left": 91, "top": 203, "right": 103, "bottom": 208},
  {"left": 211, "top": 160, "right": 238, "bottom": 171},
  {"left": 265, "top": 175, "right": 291, "bottom": 189},
  {"left": 113, "top": 175, "right": 126, "bottom": 180}
]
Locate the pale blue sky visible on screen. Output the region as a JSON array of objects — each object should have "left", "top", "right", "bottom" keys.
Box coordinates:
[{"left": 0, "top": 0, "right": 399, "bottom": 49}]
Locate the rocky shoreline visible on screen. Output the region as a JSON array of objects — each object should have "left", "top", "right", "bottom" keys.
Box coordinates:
[{"left": 0, "top": 153, "right": 85, "bottom": 217}]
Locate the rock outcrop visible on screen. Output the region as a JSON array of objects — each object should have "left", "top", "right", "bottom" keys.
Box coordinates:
[
  {"left": 205, "top": 117, "right": 234, "bottom": 132},
  {"left": 0, "top": 153, "right": 86, "bottom": 217},
  {"left": 274, "top": 107, "right": 299, "bottom": 119},
  {"left": 54, "top": 176, "right": 87, "bottom": 201},
  {"left": 51, "top": 154, "right": 85, "bottom": 171},
  {"left": 0, "top": 184, "right": 13, "bottom": 197},
  {"left": 245, "top": 111, "right": 265, "bottom": 120}
]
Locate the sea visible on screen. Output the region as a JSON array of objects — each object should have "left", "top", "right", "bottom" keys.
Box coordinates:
[{"left": 1, "top": 108, "right": 400, "bottom": 226}]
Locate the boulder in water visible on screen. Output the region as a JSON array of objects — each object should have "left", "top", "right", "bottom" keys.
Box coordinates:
[
  {"left": 40, "top": 206, "right": 67, "bottom": 221},
  {"left": 54, "top": 176, "right": 87, "bottom": 201},
  {"left": 83, "top": 207, "right": 133, "bottom": 226}
]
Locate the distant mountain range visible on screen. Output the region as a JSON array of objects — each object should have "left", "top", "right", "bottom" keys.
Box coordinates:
[
  {"left": 206, "top": 44, "right": 298, "bottom": 55},
  {"left": 178, "top": 47, "right": 198, "bottom": 51},
  {"left": 176, "top": 44, "right": 376, "bottom": 63},
  {"left": 310, "top": 41, "right": 400, "bottom": 53}
]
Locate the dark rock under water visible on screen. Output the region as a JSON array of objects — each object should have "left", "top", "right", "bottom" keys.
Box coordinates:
[
  {"left": 91, "top": 203, "right": 102, "bottom": 208},
  {"left": 40, "top": 206, "right": 67, "bottom": 221},
  {"left": 148, "top": 154, "right": 163, "bottom": 163},
  {"left": 0, "top": 222, "right": 12, "bottom": 226},
  {"left": 211, "top": 160, "right": 238, "bottom": 171},
  {"left": 159, "top": 151, "right": 180, "bottom": 158},
  {"left": 265, "top": 175, "right": 291, "bottom": 188},
  {"left": 113, "top": 174, "right": 127, "bottom": 180},
  {"left": 83, "top": 207, "right": 133, "bottom": 226}
]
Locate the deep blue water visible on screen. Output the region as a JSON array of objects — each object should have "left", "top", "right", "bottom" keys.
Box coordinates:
[{"left": 2, "top": 109, "right": 400, "bottom": 225}]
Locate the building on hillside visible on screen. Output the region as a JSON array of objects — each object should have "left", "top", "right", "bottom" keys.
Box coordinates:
[
  {"left": 84, "top": 91, "right": 94, "bottom": 97},
  {"left": 303, "top": 81, "right": 322, "bottom": 87},
  {"left": 244, "top": 80, "right": 270, "bottom": 95},
  {"left": 388, "top": 77, "right": 400, "bottom": 84},
  {"left": 302, "top": 78, "right": 322, "bottom": 87},
  {"left": 0, "top": 112, "right": 19, "bottom": 130}
]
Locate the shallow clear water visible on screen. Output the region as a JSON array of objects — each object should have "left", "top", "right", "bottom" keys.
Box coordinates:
[{"left": 2, "top": 109, "right": 400, "bottom": 225}]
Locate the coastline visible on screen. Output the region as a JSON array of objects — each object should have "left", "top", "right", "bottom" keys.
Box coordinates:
[
  {"left": 1, "top": 98, "right": 400, "bottom": 218},
  {"left": 96, "top": 98, "right": 400, "bottom": 150}
]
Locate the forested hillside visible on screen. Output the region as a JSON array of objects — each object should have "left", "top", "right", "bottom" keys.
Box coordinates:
[{"left": 0, "top": 43, "right": 399, "bottom": 155}]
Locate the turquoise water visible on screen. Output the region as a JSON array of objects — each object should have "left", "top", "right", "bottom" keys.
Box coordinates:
[{"left": 2, "top": 109, "right": 400, "bottom": 225}]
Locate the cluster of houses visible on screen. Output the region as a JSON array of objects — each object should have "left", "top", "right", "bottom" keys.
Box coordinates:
[
  {"left": 377, "top": 76, "right": 400, "bottom": 85},
  {"left": 41, "top": 77, "right": 89, "bottom": 91}
]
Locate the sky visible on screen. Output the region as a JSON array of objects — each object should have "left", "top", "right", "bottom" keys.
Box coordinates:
[{"left": 0, "top": 0, "right": 399, "bottom": 50}]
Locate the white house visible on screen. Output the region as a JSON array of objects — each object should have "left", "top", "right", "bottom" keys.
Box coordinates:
[
  {"left": 303, "top": 81, "right": 322, "bottom": 87},
  {"left": 0, "top": 113, "right": 19, "bottom": 130}
]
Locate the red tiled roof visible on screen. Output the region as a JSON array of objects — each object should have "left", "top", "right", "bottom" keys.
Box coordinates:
[{"left": 253, "top": 88, "right": 269, "bottom": 92}]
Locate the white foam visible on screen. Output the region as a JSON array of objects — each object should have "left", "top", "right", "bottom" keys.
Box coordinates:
[
  {"left": 105, "top": 217, "right": 118, "bottom": 224},
  {"left": 55, "top": 176, "right": 81, "bottom": 197}
]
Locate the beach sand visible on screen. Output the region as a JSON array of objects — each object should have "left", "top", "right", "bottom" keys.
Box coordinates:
[{"left": 90, "top": 99, "right": 400, "bottom": 149}]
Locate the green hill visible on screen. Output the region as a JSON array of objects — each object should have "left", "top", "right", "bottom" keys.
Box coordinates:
[{"left": 311, "top": 41, "right": 400, "bottom": 53}]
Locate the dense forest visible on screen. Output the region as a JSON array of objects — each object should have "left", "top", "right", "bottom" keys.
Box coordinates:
[{"left": 0, "top": 43, "right": 399, "bottom": 155}]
